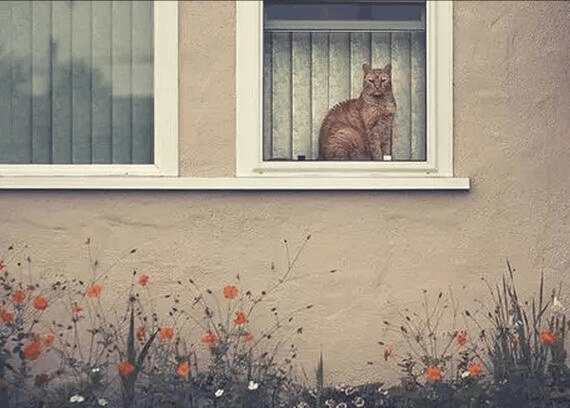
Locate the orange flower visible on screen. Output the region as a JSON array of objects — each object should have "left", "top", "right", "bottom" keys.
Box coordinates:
[
  {"left": 23, "top": 340, "right": 42, "bottom": 360},
  {"left": 202, "top": 331, "right": 218, "bottom": 347},
  {"left": 118, "top": 361, "right": 135, "bottom": 377},
  {"left": 456, "top": 328, "right": 467, "bottom": 347},
  {"left": 425, "top": 366, "right": 442, "bottom": 382},
  {"left": 0, "top": 260, "right": 6, "bottom": 271},
  {"left": 467, "top": 362, "right": 483, "bottom": 376},
  {"left": 72, "top": 302, "right": 84, "bottom": 314},
  {"left": 137, "top": 326, "right": 146, "bottom": 341},
  {"left": 43, "top": 333, "right": 56, "bottom": 348},
  {"left": 243, "top": 332, "right": 255, "bottom": 343},
  {"left": 12, "top": 290, "right": 25, "bottom": 304},
  {"left": 138, "top": 274, "right": 149, "bottom": 287},
  {"left": 384, "top": 344, "right": 394, "bottom": 361},
  {"left": 176, "top": 361, "right": 190, "bottom": 378},
  {"left": 540, "top": 329, "right": 557, "bottom": 345},
  {"left": 223, "top": 286, "right": 238, "bottom": 299},
  {"left": 160, "top": 327, "right": 174, "bottom": 340},
  {"left": 86, "top": 283, "right": 102, "bottom": 298},
  {"left": 33, "top": 296, "right": 48, "bottom": 311},
  {"left": 234, "top": 311, "right": 248, "bottom": 326},
  {"left": 0, "top": 309, "right": 14, "bottom": 323}
]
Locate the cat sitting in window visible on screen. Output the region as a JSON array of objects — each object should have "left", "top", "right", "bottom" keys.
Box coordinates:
[{"left": 319, "top": 63, "right": 396, "bottom": 160}]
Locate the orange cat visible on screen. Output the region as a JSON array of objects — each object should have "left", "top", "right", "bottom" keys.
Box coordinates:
[{"left": 319, "top": 63, "right": 396, "bottom": 160}]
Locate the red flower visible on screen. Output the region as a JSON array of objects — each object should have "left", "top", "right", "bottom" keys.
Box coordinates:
[
  {"left": 223, "top": 286, "right": 238, "bottom": 299},
  {"left": 243, "top": 332, "right": 255, "bottom": 343},
  {"left": 510, "top": 335, "right": 519, "bottom": 348},
  {"left": 201, "top": 331, "right": 218, "bottom": 347},
  {"left": 43, "top": 333, "right": 56, "bottom": 348},
  {"left": 176, "top": 361, "right": 190, "bottom": 378},
  {"left": 0, "top": 261, "right": 6, "bottom": 271},
  {"left": 72, "top": 302, "right": 84, "bottom": 314},
  {"left": 33, "top": 296, "right": 48, "bottom": 311},
  {"left": 138, "top": 274, "right": 149, "bottom": 287},
  {"left": 384, "top": 344, "right": 394, "bottom": 361},
  {"left": 425, "top": 366, "right": 442, "bottom": 382},
  {"left": 23, "top": 340, "right": 42, "bottom": 360},
  {"left": 467, "top": 362, "right": 483, "bottom": 376},
  {"left": 456, "top": 328, "right": 467, "bottom": 347},
  {"left": 12, "top": 290, "right": 25, "bottom": 304},
  {"left": 0, "top": 309, "right": 14, "bottom": 323},
  {"left": 160, "top": 327, "right": 174, "bottom": 340},
  {"left": 540, "top": 329, "right": 557, "bottom": 345},
  {"left": 86, "top": 283, "right": 102, "bottom": 298},
  {"left": 234, "top": 311, "right": 248, "bottom": 326},
  {"left": 137, "top": 326, "right": 146, "bottom": 341},
  {"left": 27, "top": 284, "right": 36, "bottom": 292},
  {"left": 118, "top": 361, "right": 135, "bottom": 377}
]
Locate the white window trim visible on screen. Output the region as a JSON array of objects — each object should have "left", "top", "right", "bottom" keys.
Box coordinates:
[
  {"left": 236, "top": 0, "right": 469, "bottom": 190},
  {"left": 0, "top": 0, "right": 178, "bottom": 178}
]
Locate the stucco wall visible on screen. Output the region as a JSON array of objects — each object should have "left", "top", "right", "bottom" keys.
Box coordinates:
[{"left": 1, "top": 1, "right": 570, "bottom": 386}]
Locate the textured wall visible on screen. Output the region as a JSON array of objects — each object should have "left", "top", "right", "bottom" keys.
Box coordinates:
[{"left": 1, "top": 1, "right": 570, "bottom": 386}]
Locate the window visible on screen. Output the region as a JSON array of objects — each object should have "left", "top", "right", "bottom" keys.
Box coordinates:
[
  {"left": 237, "top": 0, "right": 468, "bottom": 189},
  {"left": 0, "top": 0, "right": 178, "bottom": 177}
]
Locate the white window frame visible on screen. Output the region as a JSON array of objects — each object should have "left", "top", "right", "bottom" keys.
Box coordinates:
[
  {"left": 236, "top": 0, "right": 469, "bottom": 189},
  {"left": 0, "top": 0, "right": 178, "bottom": 178}
]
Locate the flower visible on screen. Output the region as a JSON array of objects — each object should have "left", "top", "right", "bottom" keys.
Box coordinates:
[
  {"left": 137, "top": 326, "right": 146, "bottom": 340},
  {"left": 353, "top": 397, "right": 365, "bottom": 408},
  {"left": 97, "top": 399, "right": 108, "bottom": 407},
  {"left": 248, "top": 380, "right": 259, "bottom": 390},
  {"left": 0, "top": 260, "right": 6, "bottom": 271},
  {"left": 510, "top": 334, "right": 519, "bottom": 348},
  {"left": 176, "top": 361, "right": 190, "bottom": 378},
  {"left": 223, "top": 285, "right": 238, "bottom": 299},
  {"left": 456, "top": 328, "right": 467, "bottom": 347},
  {"left": 160, "top": 327, "right": 174, "bottom": 340},
  {"left": 467, "top": 362, "right": 483, "bottom": 376},
  {"left": 0, "top": 309, "right": 14, "bottom": 323},
  {"left": 540, "top": 329, "right": 557, "bottom": 345},
  {"left": 425, "top": 366, "right": 442, "bottom": 382},
  {"left": 11, "top": 290, "right": 25, "bottom": 304},
  {"left": 69, "top": 394, "right": 85, "bottom": 403},
  {"left": 33, "top": 296, "right": 48, "bottom": 311},
  {"left": 23, "top": 340, "right": 42, "bottom": 360},
  {"left": 384, "top": 344, "right": 394, "bottom": 360},
  {"left": 43, "top": 333, "right": 56, "bottom": 348},
  {"left": 138, "top": 274, "right": 149, "bottom": 287},
  {"left": 234, "top": 310, "right": 248, "bottom": 326},
  {"left": 86, "top": 283, "right": 102, "bottom": 298},
  {"left": 72, "top": 302, "right": 84, "bottom": 314},
  {"left": 27, "top": 284, "right": 36, "bottom": 291},
  {"left": 243, "top": 332, "right": 255, "bottom": 342},
  {"left": 215, "top": 389, "right": 224, "bottom": 397},
  {"left": 552, "top": 297, "right": 564, "bottom": 315},
  {"left": 118, "top": 361, "right": 135, "bottom": 377},
  {"left": 202, "top": 331, "right": 218, "bottom": 347}
]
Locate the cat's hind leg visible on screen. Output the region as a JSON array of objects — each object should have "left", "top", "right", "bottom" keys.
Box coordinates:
[{"left": 320, "top": 129, "right": 369, "bottom": 160}]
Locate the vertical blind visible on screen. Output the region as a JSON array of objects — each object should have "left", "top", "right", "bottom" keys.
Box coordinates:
[
  {"left": 263, "top": 5, "right": 426, "bottom": 162},
  {"left": 0, "top": 0, "right": 154, "bottom": 165}
]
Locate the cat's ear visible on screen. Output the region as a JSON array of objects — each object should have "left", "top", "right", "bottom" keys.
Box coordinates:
[
  {"left": 362, "top": 63, "right": 371, "bottom": 74},
  {"left": 383, "top": 63, "right": 392, "bottom": 75}
]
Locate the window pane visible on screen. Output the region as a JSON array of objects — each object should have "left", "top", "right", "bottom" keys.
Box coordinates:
[
  {"left": 263, "top": 1, "right": 426, "bottom": 162},
  {"left": 0, "top": 0, "right": 154, "bottom": 165}
]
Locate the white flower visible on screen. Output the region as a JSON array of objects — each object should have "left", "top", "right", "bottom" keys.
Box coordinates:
[
  {"left": 97, "top": 399, "right": 108, "bottom": 407},
  {"left": 69, "top": 395, "right": 85, "bottom": 403},
  {"left": 552, "top": 297, "right": 564, "bottom": 314},
  {"left": 344, "top": 386, "right": 355, "bottom": 395},
  {"left": 336, "top": 403, "right": 347, "bottom": 408},
  {"left": 325, "top": 399, "right": 336, "bottom": 408},
  {"left": 248, "top": 380, "right": 259, "bottom": 390},
  {"left": 92, "top": 367, "right": 100, "bottom": 373},
  {"left": 215, "top": 389, "right": 224, "bottom": 398},
  {"left": 462, "top": 370, "right": 470, "bottom": 378},
  {"left": 353, "top": 396, "right": 365, "bottom": 407}
]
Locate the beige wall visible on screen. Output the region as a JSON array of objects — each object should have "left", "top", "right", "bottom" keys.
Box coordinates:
[{"left": 1, "top": 1, "right": 570, "bottom": 386}]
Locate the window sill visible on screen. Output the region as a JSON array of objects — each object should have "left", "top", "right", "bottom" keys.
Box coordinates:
[{"left": 0, "top": 176, "right": 470, "bottom": 190}]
